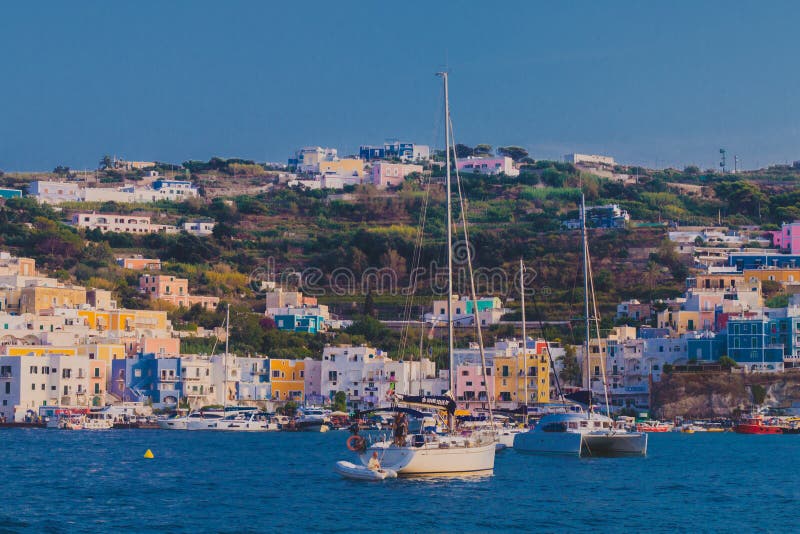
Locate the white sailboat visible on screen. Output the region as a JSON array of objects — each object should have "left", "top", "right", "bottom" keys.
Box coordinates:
[
  {"left": 353, "top": 72, "right": 496, "bottom": 476},
  {"left": 514, "top": 195, "right": 647, "bottom": 456}
]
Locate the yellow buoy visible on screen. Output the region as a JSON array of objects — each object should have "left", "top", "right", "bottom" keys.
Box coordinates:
[{"left": 143, "top": 449, "right": 154, "bottom": 459}]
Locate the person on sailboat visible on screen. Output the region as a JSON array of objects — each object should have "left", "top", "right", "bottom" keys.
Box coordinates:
[
  {"left": 393, "top": 412, "right": 409, "bottom": 446},
  {"left": 367, "top": 451, "right": 381, "bottom": 471}
]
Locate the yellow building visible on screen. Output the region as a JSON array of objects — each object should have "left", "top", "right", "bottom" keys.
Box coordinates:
[
  {"left": 493, "top": 340, "right": 550, "bottom": 407},
  {"left": 2, "top": 343, "right": 125, "bottom": 364},
  {"left": 655, "top": 309, "right": 701, "bottom": 335},
  {"left": 77, "top": 308, "right": 169, "bottom": 334},
  {"left": 269, "top": 359, "right": 305, "bottom": 401},
  {"left": 20, "top": 285, "right": 87, "bottom": 314},
  {"left": 318, "top": 159, "right": 365, "bottom": 177},
  {"left": 744, "top": 268, "right": 800, "bottom": 285}
]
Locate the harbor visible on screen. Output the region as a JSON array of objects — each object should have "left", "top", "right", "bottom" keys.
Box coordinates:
[{"left": 1, "top": 428, "right": 799, "bottom": 531}]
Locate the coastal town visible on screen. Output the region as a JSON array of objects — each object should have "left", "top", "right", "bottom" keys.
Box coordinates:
[
  {"left": 7, "top": 3, "right": 800, "bottom": 531},
  {"left": 1, "top": 143, "right": 800, "bottom": 434}
]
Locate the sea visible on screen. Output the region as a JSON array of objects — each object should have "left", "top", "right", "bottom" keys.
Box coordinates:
[{"left": 1, "top": 429, "right": 798, "bottom": 533}]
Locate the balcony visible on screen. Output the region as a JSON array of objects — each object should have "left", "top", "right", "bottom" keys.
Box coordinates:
[{"left": 0, "top": 372, "right": 12, "bottom": 379}]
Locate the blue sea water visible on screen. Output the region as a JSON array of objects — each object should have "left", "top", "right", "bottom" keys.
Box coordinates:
[{"left": 1, "top": 429, "right": 798, "bottom": 533}]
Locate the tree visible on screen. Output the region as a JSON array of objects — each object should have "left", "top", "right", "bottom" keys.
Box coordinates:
[
  {"left": 750, "top": 384, "right": 767, "bottom": 406},
  {"left": 454, "top": 144, "right": 473, "bottom": 158},
  {"left": 100, "top": 155, "right": 113, "bottom": 170},
  {"left": 557, "top": 345, "right": 581, "bottom": 386},
  {"left": 53, "top": 165, "right": 70, "bottom": 175},
  {"left": 718, "top": 355, "right": 738, "bottom": 370},
  {"left": 333, "top": 391, "right": 347, "bottom": 412},
  {"left": 497, "top": 146, "right": 529, "bottom": 162},
  {"left": 363, "top": 289, "right": 376, "bottom": 317},
  {"left": 473, "top": 144, "right": 493, "bottom": 157}
]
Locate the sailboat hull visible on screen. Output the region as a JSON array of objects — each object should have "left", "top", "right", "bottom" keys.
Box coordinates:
[{"left": 364, "top": 439, "right": 495, "bottom": 476}]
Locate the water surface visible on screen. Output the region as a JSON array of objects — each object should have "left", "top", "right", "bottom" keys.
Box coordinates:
[{"left": 1, "top": 430, "right": 797, "bottom": 532}]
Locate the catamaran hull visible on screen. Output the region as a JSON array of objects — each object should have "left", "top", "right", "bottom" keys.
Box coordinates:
[
  {"left": 514, "top": 431, "right": 583, "bottom": 454},
  {"left": 514, "top": 431, "right": 647, "bottom": 456},
  {"left": 364, "top": 442, "right": 495, "bottom": 476},
  {"left": 582, "top": 432, "right": 647, "bottom": 456}
]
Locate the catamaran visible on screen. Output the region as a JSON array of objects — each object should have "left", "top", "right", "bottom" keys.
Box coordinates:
[
  {"left": 514, "top": 195, "right": 647, "bottom": 456},
  {"left": 347, "top": 72, "right": 496, "bottom": 476}
]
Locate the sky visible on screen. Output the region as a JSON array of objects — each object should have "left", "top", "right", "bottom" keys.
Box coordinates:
[{"left": 2, "top": 0, "right": 800, "bottom": 171}]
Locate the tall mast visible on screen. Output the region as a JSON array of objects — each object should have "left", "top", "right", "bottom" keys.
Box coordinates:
[
  {"left": 225, "top": 303, "right": 230, "bottom": 408},
  {"left": 581, "top": 194, "right": 591, "bottom": 415},
  {"left": 439, "top": 71, "right": 455, "bottom": 396},
  {"left": 520, "top": 258, "right": 528, "bottom": 412}
]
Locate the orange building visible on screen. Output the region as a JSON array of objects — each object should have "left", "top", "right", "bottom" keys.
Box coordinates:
[{"left": 269, "top": 359, "right": 305, "bottom": 401}]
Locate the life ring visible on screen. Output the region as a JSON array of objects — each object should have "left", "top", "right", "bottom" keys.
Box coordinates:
[{"left": 346, "top": 435, "right": 366, "bottom": 452}]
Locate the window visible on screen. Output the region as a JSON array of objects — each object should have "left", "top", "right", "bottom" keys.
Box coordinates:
[
  {"left": 4, "top": 383, "right": 9, "bottom": 394},
  {"left": 62, "top": 369, "right": 71, "bottom": 379},
  {"left": 272, "top": 370, "right": 281, "bottom": 378},
  {"left": 94, "top": 367, "right": 100, "bottom": 378},
  {"left": 461, "top": 370, "right": 469, "bottom": 376},
  {"left": 466, "top": 381, "right": 473, "bottom": 386},
  {"left": 31, "top": 383, "right": 36, "bottom": 390}
]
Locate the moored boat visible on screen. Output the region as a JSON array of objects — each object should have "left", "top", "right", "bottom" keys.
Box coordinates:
[
  {"left": 334, "top": 461, "right": 397, "bottom": 481},
  {"left": 636, "top": 420, "right": 673, "bottom": 433},
  {"left": 734, "top": 416, "right": 782, "bottom": 434}
]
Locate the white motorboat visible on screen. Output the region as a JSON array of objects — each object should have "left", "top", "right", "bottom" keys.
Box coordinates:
[
  {"left": 186, "top": 411, "right": 228, "bottom": 430},
  {"left": 295, "top": 408, "right": 329, "bottom": 431},
  {"left": 212, "top": 411, "right": 279, "bottom": 432},
  {"left": 157, "top": 414, "right": 189, "bottom": 430},
  {"left": 334, "top": 461, "right": 397, "bottom": 481},
  {"left": 514, "top": 410, "right": 647, "bottom": 456}
]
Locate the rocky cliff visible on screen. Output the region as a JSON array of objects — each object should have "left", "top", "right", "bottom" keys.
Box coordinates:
[{"left": 651, "top": 370, "right": 800, "bottom": 419}]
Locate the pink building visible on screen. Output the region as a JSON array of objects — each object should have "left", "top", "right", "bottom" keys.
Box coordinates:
[
  {"left": 370, "top": 162, "right": 423, "bottom": 189},
  {"left": 455, "top": 363, "right": 494, "bottom": 411},
  {"left": 456, "top": 156, "right": 519, "bottom": 177},
  {"left": 770, "top": 222, "right": 800, "bottom": 254}
]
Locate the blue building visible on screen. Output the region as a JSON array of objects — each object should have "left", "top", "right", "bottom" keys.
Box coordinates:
[
  {"left": 274, "top": 314, "right": 325, "bottom": 334},
  {"left": 0, "top": 188, "right": 22, "bottom": 199},
  {"left": 725, "top": 317, "right": 798, "bottom": 371},
  {"left": 686, "top": 334, "right": 726, "bottom": 362},
  {"left": 359, "top": 141, "right": 429, "bottom": 161},
  {"left": 110, "top": 354, "right": 182, "bottom": 406},
  {"left": 728, "top": 252, "right": 800, "bottom": 271}
]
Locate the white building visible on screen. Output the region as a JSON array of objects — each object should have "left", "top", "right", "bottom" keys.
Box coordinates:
[
  {"left": 83, "top": 188, "right": 136, "bottom": 203},
  {"left": 455, "top": 156, "right": 519, "bottom": 177},
  {"left": 210, "top": 355, "right": 271, "bottom": 404},
  {"left": 426, "top": 295, "right": 507, "bottom": 326},
  {"left": 28, "top": 181, "right": 83, "bottom": 204},
  {"left": 0, "top": 354, "right": 91, "bottom": 422},
  {"left": 180, "top": 355, "right": 215, "bottom": 408},
  {"left": 183, "top": 220, "right": 216, "bottom": 236},
  {"left": 131, "top": 180, "right": 199, "bottom": 202},
  {"left": 320, "top": 345, "right": 445, "bottom": 409},
  {"left": 71, "top": 213, "right": 179, "bottom": 234},
  {"left": 564, "top": 153, "right": 616, "bottom": 167}
]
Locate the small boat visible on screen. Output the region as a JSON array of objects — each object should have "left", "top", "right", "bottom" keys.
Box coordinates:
[
  {"left": 334, "top": 461, "right": 397, "bottom": 481},
  {"left": 636, "top": 420, "right": 673, "bottom": 433},
  {"left": 734, "top": 416, "right": 782, "bottom": 434}
]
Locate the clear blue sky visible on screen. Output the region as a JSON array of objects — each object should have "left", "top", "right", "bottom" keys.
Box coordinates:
[{"left": 2, "top": 1, "right": 799, "bottom": 171}]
